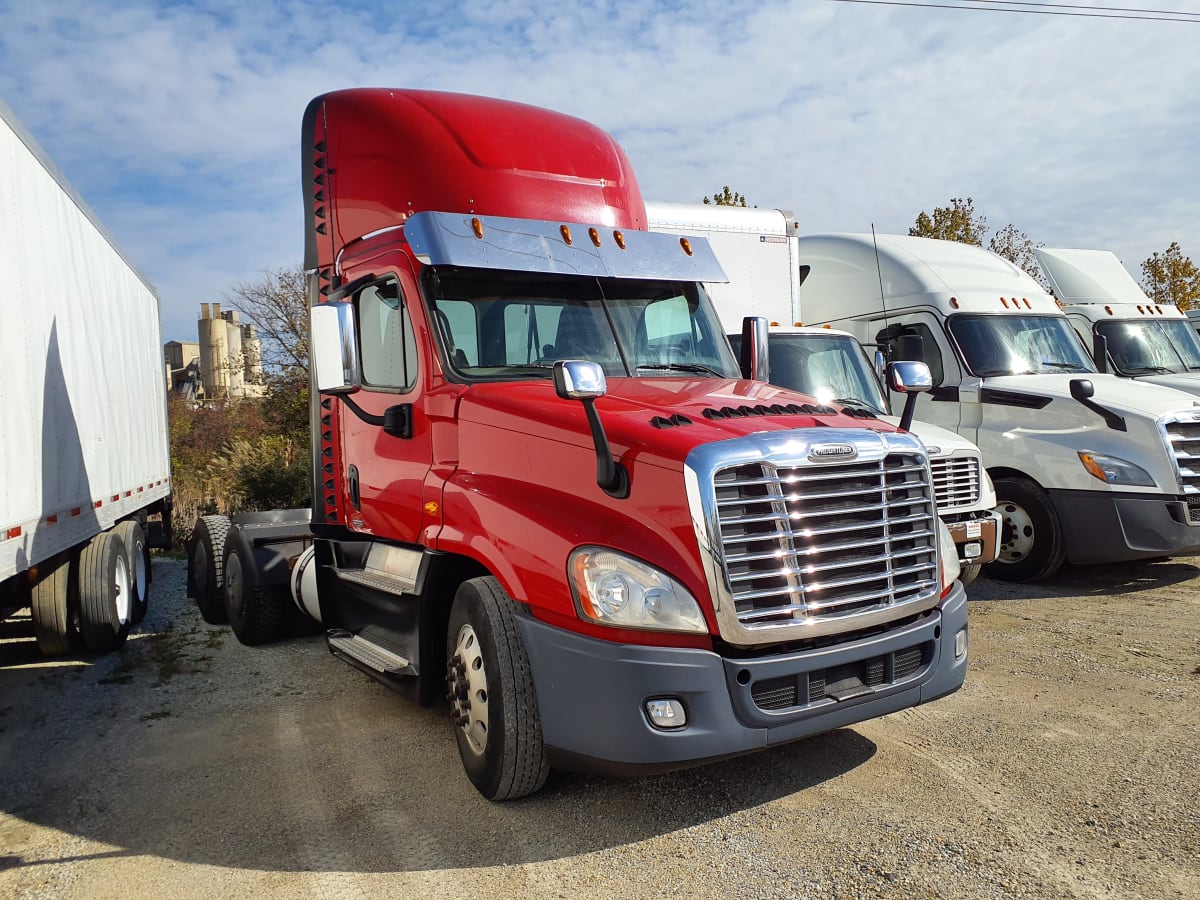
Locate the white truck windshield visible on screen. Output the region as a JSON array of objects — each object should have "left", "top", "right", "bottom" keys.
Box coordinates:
[
  {"left": 949, "top": 315, "right": 1095, "bottom": 377},
  {"left": 1096, "top": 319, "right": 1200, "bottom": 375}
]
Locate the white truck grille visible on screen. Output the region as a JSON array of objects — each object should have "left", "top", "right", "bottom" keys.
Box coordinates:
[
  {"left": 1160, "top": 415, "right": 1200, "bottom": 497},
  {"left": 928, "top": 456, "right": 982, "bottom": 511}
]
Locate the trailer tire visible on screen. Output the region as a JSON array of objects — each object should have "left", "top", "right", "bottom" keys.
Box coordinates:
[
  {"left": 223, "top": 534, "right": 286, "bottom": 646},
  {"left": 446, "top": 576, "right": 549, "bottom": 801},
  {"left": 189, "top": 515, "right": 230, "bottom": 624},
  {"left": 30, "top": 552, "right": 80, "bottom": 657},
  {"left": 115, "top": 520, "right": 150, "bottom": 625},
  {"left": 78, "top": 530, "right": 132, "bottom": 653},
  {"left": 986, "top": 477, "right": 1066, "bottom": 583},
  {"left": 959, "top": 562, "right": 982, "bottom": 588}
]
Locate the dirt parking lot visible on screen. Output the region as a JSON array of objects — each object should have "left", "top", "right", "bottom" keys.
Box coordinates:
[{"left": 1, "top": 558, "right": 1198, "bottom": 899}]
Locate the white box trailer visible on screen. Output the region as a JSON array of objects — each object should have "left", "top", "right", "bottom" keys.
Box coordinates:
[
  {"left": 647, "top": 202, "right": 1000, "bottom": 584},
  {"left": 0, "top": 98, "right": 171, "bottom": 655}
]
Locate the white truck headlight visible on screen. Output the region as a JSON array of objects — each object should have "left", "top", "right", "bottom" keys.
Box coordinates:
[
  {"left": 569, "top": 548, "right": 707, "bottom": 633},
  {"left": 1077, "top": 451, "right": 1156, "bottom": 487},
  {"left": 937, "top": 519, "right": 961, "bottom": 592}
]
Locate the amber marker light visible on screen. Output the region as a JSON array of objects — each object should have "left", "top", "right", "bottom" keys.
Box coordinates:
[
  {"left": 587, "top": 227, "right": 601, "bottom": 247},
  {"left": 471, "top": 217, "right": 484, "bottom": 239},
  {"left": 1001, "top": 297, "right": 1010, "bottom": 308},
  {"left": 949, "top": 297, "right": 960, "bottom": 308},
  {"left": 560, "top": 224, "right": 573, "bottom": 245},
  {"left": 1105, "top": 306, "right": 1114, "bottom": 315},
  {"left": 424, "top": 501, "right": 439, "bottom": 516},
  {"left": 1078, "top": 452, "right": 1107, "bottom": 482},
  {"left": 679, "top": 237, "right": 693, "bottom": 256},
  {"left": 613, "top": 230, "right": 627, "bottom": 249}
]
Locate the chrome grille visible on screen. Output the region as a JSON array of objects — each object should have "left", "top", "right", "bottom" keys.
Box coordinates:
[
  {"left": 928, "top": 455, "right": 981, "bottom": 511},
  {"left": 714, "top": 452, "right": 939, "bottom": 635},
  {"left": 1162, "top": 416, "right": 1200, "bottom": 495}
]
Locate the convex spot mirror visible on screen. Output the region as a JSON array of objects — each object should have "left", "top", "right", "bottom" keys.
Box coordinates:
[
  {"left": 554, "top": 359, "right": 607, "bottom": 400},
  {"left": 887, "top": 360, "right": 933, "bottom": 393}
]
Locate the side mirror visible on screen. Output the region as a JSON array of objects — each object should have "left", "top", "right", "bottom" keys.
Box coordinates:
[
  {"left": 554, "top": 360, "right": 628, "bottom": 499},
  {"left": 311, "top": 302, "right": 360, "bottom": 394},
  {"left": 553, "top": 359, "right": 607, "bottom": 400},
  {"left": 887, "top": 360, "right": 932, "bottom": 433},
  {"left": 739, "top": 316, "right": 770, "bottom": 382},
  {"left": 1092, "top": 334, "right": 1108, "bottom": 374},
  {"left": 888, "top": 360, "right": 933, "bottom": 394},
  {"left": 1070, "top": 378, "right": 1095, "bottom": 401}
]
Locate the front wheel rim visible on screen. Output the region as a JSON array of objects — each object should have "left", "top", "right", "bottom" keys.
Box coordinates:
[
  {"left": 448, "top": 623, "right": 489, "bottom": 757},
  {"left": 997, "top": 501, "right": 1036, "bottom": 563}
]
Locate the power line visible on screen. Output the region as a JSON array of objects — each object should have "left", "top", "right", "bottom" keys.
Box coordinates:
[
  {"left": 961, "top": 0, "right": 1200, "bottom": 16},
  {"left": 828, "top": 0, "right": 1200, "bottom": 21}
]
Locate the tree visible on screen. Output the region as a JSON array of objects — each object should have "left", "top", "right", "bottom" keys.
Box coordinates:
[
  {"left": 908, "top": 197, "right": 987, "bottom": 246},
  {"left": 703, "top": 186, "right": 750, "bottom": 207},
  {"left": 988, "top": 224, "right": 1049, "bottom": 290},
  {"left": 1141, "top": 242, "right": 1200, "bottom": 310},
  {"left": 227, "top": 264, "right": 309, "bottom": 374}
]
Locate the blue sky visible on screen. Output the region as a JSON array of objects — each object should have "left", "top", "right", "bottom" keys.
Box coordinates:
[{"left": 2, "top": 0, "right": 1197, "bottom": 343}]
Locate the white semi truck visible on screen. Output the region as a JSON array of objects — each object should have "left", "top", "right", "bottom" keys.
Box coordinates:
[
  {"left": 647, "top": 202, "right": 1000, "bottom": 585},
  {"left": 1035, "top": 247, "right": 1200, "bottom": 396},
  {"left": 0, "top": 98, "right": 172, "bottom": 654},
  {"left": 794, "top": 232, "right": 1200, "bottom": 581}
]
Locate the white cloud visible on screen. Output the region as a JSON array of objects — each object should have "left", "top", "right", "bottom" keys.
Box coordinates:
[{"left": 2, "top": 0, "right": 1197, "bottom": 340}]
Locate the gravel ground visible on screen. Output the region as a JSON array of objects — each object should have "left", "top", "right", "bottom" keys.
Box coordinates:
[{"left": 1, "top": 557, "right": 1198, "bottom": 899}]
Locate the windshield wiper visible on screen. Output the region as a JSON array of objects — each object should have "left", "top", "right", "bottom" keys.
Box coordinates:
[
  {"left": 1122, "top": 365, "right": 1175, "bottom": 374},
  {"left": 1040, "top": 362, "right": 1089, "bottom": 370},
  {"left": 637, "top": 363, "right": 726, "bottom": 377},
  {"left": 831, "top": 397, "right": 884, "bottom": 412}
]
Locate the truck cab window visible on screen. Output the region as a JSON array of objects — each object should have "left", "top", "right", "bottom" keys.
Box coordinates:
[
  {"left": 358, "top": 279, "right": 418, "bottom": 390},
  {"left": 878, "top": 322, "right": 945, "bottom": 386}
]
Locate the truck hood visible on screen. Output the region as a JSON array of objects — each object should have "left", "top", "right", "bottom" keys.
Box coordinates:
[
  {"left": 457, "top": 377, "right": 897, "bottom": 470},
  {"left": 882, "top": 417, "right": 978, "bottom": 456},
  {"left": 981, "top": 372, "right": 1200, "bottom": 420},
  {"left": 1134, "top": 372, "right": 1200, "bottom": 398}
]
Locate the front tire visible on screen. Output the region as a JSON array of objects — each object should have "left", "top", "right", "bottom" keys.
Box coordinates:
[
  {"left": 446, "top": 577, "right": 549, "bottom": 801},
  {"left": 986, "top": 477, "right": 1066, "bottom": 582},
  {"left": 958, "top": 562, "right": 982, "bottom": 588},
  {"left": 189, "top": 515, "right": 230, "bottom": 624},
  {"left": 78, "top": 530, "right": 132, "bottom": 653}
]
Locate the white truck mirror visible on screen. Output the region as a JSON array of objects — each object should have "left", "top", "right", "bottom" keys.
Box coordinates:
[{"left": 311, "top": 302, "right": 361, "bottom": 394}]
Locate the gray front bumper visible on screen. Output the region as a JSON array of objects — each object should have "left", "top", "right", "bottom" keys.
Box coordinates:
[
  {"left": 1050, "top": 488, "right": 1200, "bottom": 564},
  {"left": 517, "top": 583, "right": 968, "bottom": 776}
]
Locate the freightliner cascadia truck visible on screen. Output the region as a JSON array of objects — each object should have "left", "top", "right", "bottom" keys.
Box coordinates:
[
  {"left": 188, "top": 89, "right": 968, "bottom": 800},
  {"left": 0, "top": 98, "right": 172, "bottom": 655},
  {"left": 647, "top": 202, "right": 1000, "bottom": 585},
  {"left": 1035, "top": 247, "right": 1200, "bottom": 397},
  {"left": 795, "top": 233, "right": 1200, "bottom": 582}
]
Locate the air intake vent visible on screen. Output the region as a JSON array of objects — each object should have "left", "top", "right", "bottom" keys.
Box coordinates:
[{"left": 928, "top": 456, "right": 982, "bottom": 511}]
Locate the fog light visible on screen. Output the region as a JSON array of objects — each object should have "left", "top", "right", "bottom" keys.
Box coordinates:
[
  {"left": 645, "top": 698, "right": 687, "bottom": 730},
  {"left": 954, "top": 627, "right": 968, "bottom": 660},
  {"left": 963, "top": 542, "right": 982, "bottom": 560}
]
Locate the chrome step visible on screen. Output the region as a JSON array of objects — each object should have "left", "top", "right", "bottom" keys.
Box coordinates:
[
  {"left": 328, "top": 632, "right": 412, "bottom": 676},
  {"left": 335, "top": 568, "right": 416, "bottom": 595}
]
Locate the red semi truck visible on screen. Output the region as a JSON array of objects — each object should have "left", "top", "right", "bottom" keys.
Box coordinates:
[{"left": 188, "top": 89, "right": 968, "bottom": 800}]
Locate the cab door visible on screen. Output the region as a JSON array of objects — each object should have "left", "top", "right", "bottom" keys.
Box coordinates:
[
  {"left": 871, "top": 312, "right": 975, "bottom": 442},
  {"left": 339, "top": 272, "right": 433, "bottom": 544}
]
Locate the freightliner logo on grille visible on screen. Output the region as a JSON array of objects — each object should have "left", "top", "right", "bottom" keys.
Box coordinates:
[{"left": 809, "top": 443, "right": 858, "bottom": 461}]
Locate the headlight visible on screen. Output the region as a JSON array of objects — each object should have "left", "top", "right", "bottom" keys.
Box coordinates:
[
  {"left": 937, "top": 519, "right": 961, "bottom": 593},
  {"left": 569, "top": 548, "right": 707, "bottom": 633},
  {"left": 1077, "top": 451, "right": 1156, "bottom": 487}
]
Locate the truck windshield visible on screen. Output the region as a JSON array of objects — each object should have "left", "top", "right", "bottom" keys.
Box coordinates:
[
  {"left": 424, "top": 268, "right": 741, "bottom": 381},
  {"left": 948, "top": 314, "right": 1096, "bottom": 377},
  {"left": 1096, "top": 319, "right": 1200, "bottom": 375},
  {"left": 730, "top": 331, "right": 889, "bottom": 414}
]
